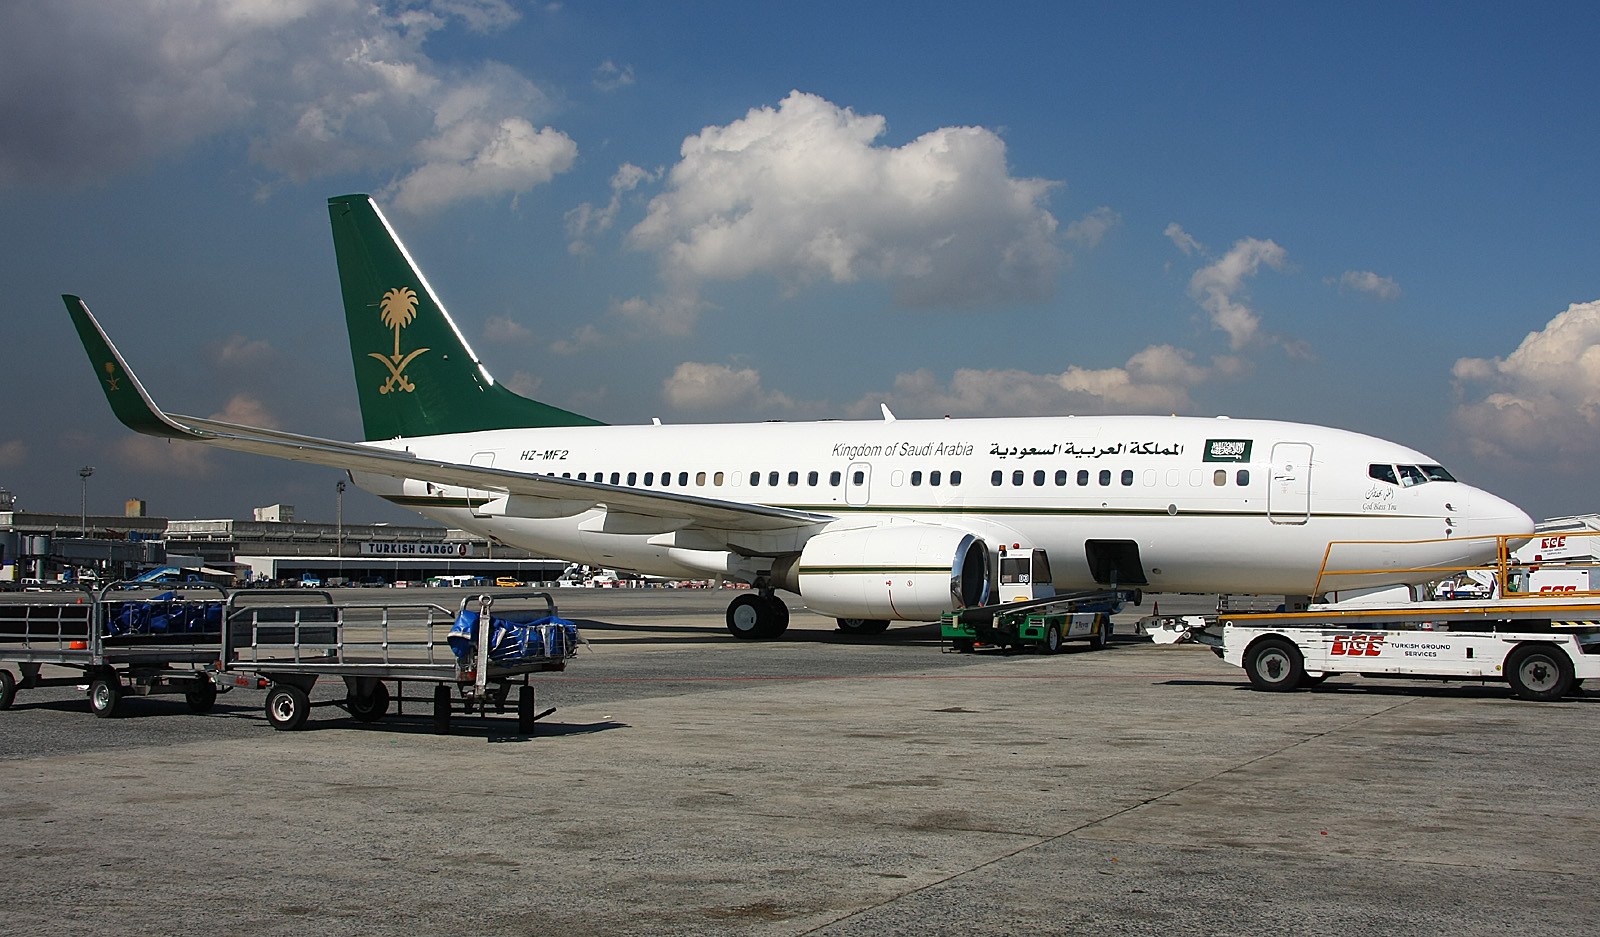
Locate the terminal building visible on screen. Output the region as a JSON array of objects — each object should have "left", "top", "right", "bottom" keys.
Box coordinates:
[{"left": 0, "top": 492, "right": 564, "bottom": 586}]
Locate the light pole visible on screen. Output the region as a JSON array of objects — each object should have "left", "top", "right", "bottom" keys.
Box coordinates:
[
  {"left": 78, "top": 466, "right": 94, "bottom": 536},
  {"left": 336, "top": 479, "right": 346, "bottom": 581}
]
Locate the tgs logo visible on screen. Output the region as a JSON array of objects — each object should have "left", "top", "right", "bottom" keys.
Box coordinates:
[{"left": 1330, "top": 634, "right": 1385, "bottom": 656}]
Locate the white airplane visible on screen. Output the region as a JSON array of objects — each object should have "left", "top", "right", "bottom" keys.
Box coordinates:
[{"left": 64, "top": 194, "right": 1534, "bottom": 639}]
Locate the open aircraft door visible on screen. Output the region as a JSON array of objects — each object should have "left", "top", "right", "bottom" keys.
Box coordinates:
[
  {"left": 1267, "top": 442, "right": 1312, "bottom": 524},
  {"left": 845, "top": 462, "right": 871, "bottom": 506}
]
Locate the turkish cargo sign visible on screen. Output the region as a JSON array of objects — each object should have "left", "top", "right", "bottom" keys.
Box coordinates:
[
  {"left": 1203, "top": 439, "right": 1253, "bottom": 462},
  {"left": 360, "top": 542, "right": 470, "bottom": 557}
]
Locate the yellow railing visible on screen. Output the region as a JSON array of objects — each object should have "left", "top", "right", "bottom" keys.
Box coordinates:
[{"left": 1313, "top": 530, "right": 1600, "bottom": 600}]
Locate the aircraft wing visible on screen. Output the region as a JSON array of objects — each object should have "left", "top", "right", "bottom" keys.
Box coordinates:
[{"left": 64, "top": 295, "right": 833, "bottom": 534}]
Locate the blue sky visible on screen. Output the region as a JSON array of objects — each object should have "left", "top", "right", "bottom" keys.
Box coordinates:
[{"left": 2, "top": 0, "right": 1597, "bottom": 525}]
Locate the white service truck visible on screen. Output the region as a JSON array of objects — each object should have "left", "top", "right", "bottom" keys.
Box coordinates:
[{"left": 1147, "top": 601, "right": 1600, "bottom": 701}]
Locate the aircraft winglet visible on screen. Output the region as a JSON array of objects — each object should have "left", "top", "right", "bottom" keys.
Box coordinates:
[{"left": 63, "top": 294, "right": 203, "bottom": 441}]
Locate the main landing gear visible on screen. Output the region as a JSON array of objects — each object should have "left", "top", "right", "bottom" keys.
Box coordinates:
[{"left": 726, "top": 591, "right": 790, "bottom": 640}]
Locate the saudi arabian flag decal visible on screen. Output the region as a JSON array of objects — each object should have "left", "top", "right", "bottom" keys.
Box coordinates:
[{"left": 1203, "top": 439, "right": 1253, "bottom": 462}]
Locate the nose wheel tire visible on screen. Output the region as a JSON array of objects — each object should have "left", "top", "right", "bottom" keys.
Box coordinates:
[
  {"left": 1244, "top": 637, "right": 1305, "bottom": 692},
  {"left": 727, "top": 594, "right": 789, "bottom": 639},
  {"left": 837, "top": 618, "right": 890, "bottom": 636}
]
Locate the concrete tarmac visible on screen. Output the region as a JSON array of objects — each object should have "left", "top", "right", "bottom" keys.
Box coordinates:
[{"left": 1, "top": 588, "right": 1596, "bottom": 935}]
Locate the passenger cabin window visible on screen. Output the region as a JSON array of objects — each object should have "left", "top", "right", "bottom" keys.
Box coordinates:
[
  {"left": 644, "top": 472, "right": 654, "bottom": 485},
  {"left": 750, "top": 471, "right": 760, "bottom": 485},
  {"left": 1369, "top": 464, "right": 1399, "bottom": 485},
  {"left": 807, "top": 471, "right": 819, "bottom": 486},
  {"left": 910, "top": 471, "right": 922, "bottom": 486},
  {"left": 830, "top": 471, "right": 842, "bottom": 486},
  {"left": 1213, "top": 470, "right": 1227, "bottom": 486},
  {"left": 1055, "top": 470, "right": 1068, "bottom": 486},
  {"left": 695, "top": 472, "right": 706, "bottom": 486},
  {"left": 610, "top": 472, "right": 620, "bottom": 485},
  {"left": 678, "top": 472, "right": 689, "bottom": 486},
  {"left": 714, "top": 472, "right": 724, "bottom": 486},
  {"left": 1236, "top": 469, "right": 1250, "bottom": 486},
  {"left": 950, "top": 470, "right": 962, "bottom": 485},
  {"left": 930, "top": 470, "right": 941, "bottom": 486},
  {"left": 787, "top": 471, "right": 799, "bottom": 486},
  {"left": 852, "top": 470, "right": 865, "bottom": 485},
  {"left": 1120, "top": 469, "right": 1134, "bottom": 486},
  {"left": 1012, "top": 470, "right": 1024, "bottom": 486},
  {"left": 991, "top": 470, "right": 1003, "bottom": 486},
  {"left": 1398, "top": 465, "right": 1427, "bottom": 487},
  {"left": 627, "top": 472, "right": 637, "bottom": 486},
  {"left": 769, "top": 471, "right": 780, "bottom": 486},
  {"left": 1099, "top": 469, "right": 1111, "bottom": 486},
  {"left": 1078, "top": 469, "right": 1089, "bottom": 486},
  {"left": 1034, "top": 470, "right": 1046, "bottom": 486},
  {"left": 577, "top": 473, "right": 587, "bottom": 480}
]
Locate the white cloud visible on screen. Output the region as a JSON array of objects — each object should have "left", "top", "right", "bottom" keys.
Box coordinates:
[
  {"left": 845, "top": 344, "right": 1235, "bottom": 419},
  {"left": 593, "top": 60, "right": 635, "bottom": 91},
  {"left": 567, "top": 162, "right": 655, "bottom": 255},
  {"left": 0, "top": 0, "right": 571, "bottom": 210},
  {"left": 1064, "top": 207, "right": 1119, "bottom": 247},
  {"left": 1186, "top": 237, "right": 1289, "bottom": 349},
  {"left": 504, "top": 371, "right": 544, "bottom": 397},
  {"left": 385, "top": 117, "right": 577, "bottom": 214},
  {"left": 1452, "top": 299, "right": 1600, "bottom": 470},
  {"left": 628, "top": 90, "right": 1065, "bottom": 310},
  {"left": 484, "top": 315, "right": 533, "bottom": 343},
  {"left": 614, "top": 294, "right": 703, "bottom": 337},
  {"left": 548, "top": 324, "right": 604, "bottom": 355},
  {"left": 210, "top": 334, "right": 275, "bottom": 367},
  {"left": 113, "top": 394, "right": 279, "bottom": 479},
  {"left": 0, "top": 440, "right": 26, "bottom": 468},
  {"left": 1165, "top": 222, "right": 1202, "bottom": 256},
  {"left": 1339, "top": 269, "right": 1401, "bottom": 301},
  {"left": 662, "top": 362, "right": 794, "bottom": 413}
]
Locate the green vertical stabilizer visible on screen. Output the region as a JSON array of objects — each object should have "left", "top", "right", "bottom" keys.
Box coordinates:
[{"left": 328, "top": 194, "right": 603, "bottom": 440}]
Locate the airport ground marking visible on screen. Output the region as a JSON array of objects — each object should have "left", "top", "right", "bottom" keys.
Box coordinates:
[{"left": 791, "top": 695, "right": 1422, "bottom": 936}]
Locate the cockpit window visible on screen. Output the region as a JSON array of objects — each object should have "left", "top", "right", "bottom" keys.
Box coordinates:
[
  {"left": 1398, "top": 464, "right": 1427, "bottom": 487},
  {"left": 1368, "top": 464, "right": 1399, "bottom": 485},
  {"left": 1421, "top": 464, "right": 1457, "bottom": 482}
]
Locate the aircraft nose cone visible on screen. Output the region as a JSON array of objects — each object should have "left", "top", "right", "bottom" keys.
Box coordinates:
[{"left": 1459, "top": 488, "right": 1534, "bottom": 544}]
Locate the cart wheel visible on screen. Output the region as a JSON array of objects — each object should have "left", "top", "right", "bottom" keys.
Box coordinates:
[
  {"left": 0, "top": 668, "right": 15, "bottom": 711},
  {"left": 1243, "top": 637, "right": 1304, "bottom": 692},
  {"left": 517, "top": 685, "right": 536, "bottom": 735},
  {"left": 185, "top": 681, "right": 218, "bottom": 714},
  {"left": 88, "top": 675, "right": 121, "bottom": 718},
  {"left": 1088, "top": 618, "right": 1112, "bottom": 650},
  {"left": 1044, "top": 622, "right": 1063, "bottom": 654},
  {"left": 265, "top": 684, "right": 311, "bottom": 731},
  {"left": 1506, "top": 644, "right": 1574, "bottom": 701},
  {"left": 348, "top": 681, "right": 390, "bottom": 723},
  {"left": 432, "top": 684, "right": 452, "bottom": 734},
  {"left": 951, "top": 637, "right": 975, "bottom": 653},
  {"left": 1301, "top": 674, "right": 1330, "bottom": 687}
]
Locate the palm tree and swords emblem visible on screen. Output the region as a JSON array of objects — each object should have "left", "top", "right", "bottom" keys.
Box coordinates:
[{"left": 369, "top": 286, "right": 429, "bottom": 394}]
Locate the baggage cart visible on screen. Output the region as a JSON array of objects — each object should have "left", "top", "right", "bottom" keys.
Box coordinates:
[
  {"left": 0, "top": 581, "right": 230, "bottom": 716},
  {"left": 221, "top": 590, "right": 580, "bottom": 733}
]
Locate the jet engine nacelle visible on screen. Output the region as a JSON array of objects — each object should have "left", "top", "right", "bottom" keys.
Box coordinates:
[{"left": 772, "top": 524, "right": 990, "bottom": 621}]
